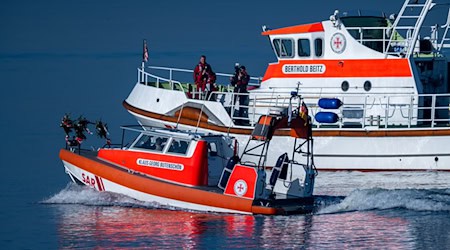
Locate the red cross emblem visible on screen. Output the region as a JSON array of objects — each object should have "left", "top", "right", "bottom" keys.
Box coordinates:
[
  {"left": 331, "top": 33, "right": 346, "bottom": 53},
  {"left": 237, "top": 183, "right": 244, "bottom": 192},
  {"left": 234, "top": 180, "right": 247, "bottom": 196},
  {"left": 334, "top": 37, "right": 342, "bottom": 49}
]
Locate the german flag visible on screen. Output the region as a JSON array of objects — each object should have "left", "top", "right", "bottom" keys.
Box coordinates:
[{"left": 299, "top": 102, "right": 308, "bottom": 126}]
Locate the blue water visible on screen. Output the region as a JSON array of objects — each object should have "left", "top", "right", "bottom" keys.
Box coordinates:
[
  {"left": 2, "top": 0, "right": 450, "bottom": 249},
  {"left": 38, "top": 173, "right": 450, "bottom": 249}
]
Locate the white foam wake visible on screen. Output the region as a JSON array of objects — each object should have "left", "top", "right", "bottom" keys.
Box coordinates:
[
  {"left": 317, "top": 188, "right": 450, "bottom": 214},
  {"left": 42, "top": 183, "right": 162, "bottom": 209}
]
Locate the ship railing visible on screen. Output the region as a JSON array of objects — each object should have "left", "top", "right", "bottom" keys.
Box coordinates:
[
  {"left": 136, "top": 66, "right": 449, "bottom": 129},
  {"left": 306, "top": 93, "right": 449, "bottom": 129},
  {"left": 138, "top": 67, "right": 186, "bottom": 91},
  {"left": 207, "top": 90, "right": 450, "bottom": 129},
  {"left": 209, "top": 90, "right": 301, "bottom": 127},
  {"left": 437, "top": 8, "right": 450, "bottom": 51},
  {"left": 313, "top": 93, "right": 450, "bottom": 129},
  {"left": 137, "top": 66, "right": 262, "bottom": 98},
  {"left": 346, "top": 21, "right": 450, "bottom": 56}
]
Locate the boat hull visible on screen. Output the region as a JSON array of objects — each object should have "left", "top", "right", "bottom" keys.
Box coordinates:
[
  {"left": 125, "top": 105, "right": 450, "bottom": 171},
  {"left": 60, "top": 149, "right": 312, "bottom": 215}
]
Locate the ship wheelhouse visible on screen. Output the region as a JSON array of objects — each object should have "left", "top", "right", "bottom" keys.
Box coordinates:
[{"left": 263, "top": 22, "right": 325, "bottom": 63}]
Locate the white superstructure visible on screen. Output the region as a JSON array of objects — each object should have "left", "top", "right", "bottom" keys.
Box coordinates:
[{"left": 124, "top": 0, "right": 450, "bottom": 171}]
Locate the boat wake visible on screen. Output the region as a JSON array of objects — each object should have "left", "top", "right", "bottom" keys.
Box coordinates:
[
  {"left": 316, "top": 188, "right": 450, "bottom": 214},
  {"left": 43, "top": 183, "right": 450, "bottom": 215},
  {"left": 42, "top": 183, "right": 166, "bottom": 210}
]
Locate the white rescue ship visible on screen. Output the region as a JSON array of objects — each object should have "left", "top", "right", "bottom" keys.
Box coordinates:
[{"left": 123, "top": 0, "right": 450, "bottom": 171}]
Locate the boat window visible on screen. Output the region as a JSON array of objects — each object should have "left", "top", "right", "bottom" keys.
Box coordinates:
[
  {"left": 133, "top": 135, "right": 168, "bottom": 152},
  {"left": 298, "top": 39, "right": 311, "bottom": 57},
  {"left": 341, "top": 81, "right": 349, "bottom": 92},
  {"left": 168, "top": 139, "right": 190, "bottom": 155},
  {"left": 364, "top": 81, "right": 372, "bottom": 91},
  {"left": 314, "top": 38, "right": 323, "bottom": 57},
  {"left": 273, "top": 39, "right": 294, "bottom": 58}
]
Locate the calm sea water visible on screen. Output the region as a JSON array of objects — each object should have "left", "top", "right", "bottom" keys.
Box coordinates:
[{"left": 38, "top": 172, "right": 450, "bottom": 249}]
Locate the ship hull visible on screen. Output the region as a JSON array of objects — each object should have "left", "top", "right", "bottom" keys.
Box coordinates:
[
  {"left": 60, "top": 149, "right": 313, "bottom": 215},
  {"left": 126, "top": 106, "right": 450, "bottom": 171}
]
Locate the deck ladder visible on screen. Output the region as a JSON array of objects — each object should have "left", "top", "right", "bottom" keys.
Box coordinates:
[
  {"left": 386, "top": 0, "right": 435, "bottom": 58},
  {"left": 438, "top": 8, "right": 450, "bottom": 51}
]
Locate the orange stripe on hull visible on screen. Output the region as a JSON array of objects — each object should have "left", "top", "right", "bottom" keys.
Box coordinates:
[
  {"left": 262, "top": 59, "right": 412, "bottom": 81},
  {"left": 60, "top": 149, "right": 282, "bottom": 215},
  {"left": 261, "top": 22, "right": 324, "bottom": 36},
  {"left": 251, "top": 205, "right": 282, "bottom": 214}
]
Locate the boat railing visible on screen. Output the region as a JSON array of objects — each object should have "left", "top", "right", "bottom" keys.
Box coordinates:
[
  {"left": 315, "top": 93, "right": 449, "bottom": 129},
  {"left": 65, "top": 138, "right": 122, "bottom": 155},
  {"left": 138, "top": 66, "right": 186, "bottom": 91},
  {"left": 346, "top": 24, "right": 450, "bottom": 56},
  {"left": 207, "top": 90, "right": 450, "bottom": 129},
  {"left": 344, "top": 0, "right": 450, "bottom": 57},
  {"left": 135, "top": 66, "right": 449, "bottom": 129},
  {"left": 328, "top": 93, "right": 449, "bottom": 129},
  {"left": 137, "top": 65, "right": 262, "bottom": 97},
  {"left": 434, "top": 7, "right": 450, "bottom": 52},
  {"left": 208, "top": 90, "right": 301, "bottom": 126},
  {"left": 119, "top": 124, "right": 202, "bottom": 142}
]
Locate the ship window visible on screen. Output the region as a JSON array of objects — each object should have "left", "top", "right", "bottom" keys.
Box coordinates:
[
  {"left": 133, "top": 134, "right": 168, "bottom": 152},
  {"left": 273, "top": 39, "right": 294, "bottom": 58},
  {"left": 341, "top": 81, "right": 349, "bottom": 92},
  {"left": 364, "top": 81, "right": 372, "bottom": 91},
  {"left": 168, "top": 139, "right": 190, "bottom": 155},
  {"left": 298, "top": 39, "right": 311, "bottom": 57},
  {"left": 314, "top": 38, "right": 323, "bottom": 57}
]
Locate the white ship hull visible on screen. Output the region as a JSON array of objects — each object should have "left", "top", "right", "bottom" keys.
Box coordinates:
[
  {"left": 130, "top": 109, "right": 450, "bottom": 171},
  {"left": 123, "top": 0, "right": 450, "bottom": 171}
]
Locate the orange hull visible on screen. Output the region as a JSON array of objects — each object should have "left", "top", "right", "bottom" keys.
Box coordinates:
[{"left": 60, "top": 149, "right": 284, "bottom": 215}]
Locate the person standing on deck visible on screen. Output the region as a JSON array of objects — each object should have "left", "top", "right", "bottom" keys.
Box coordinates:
[
  {"left": 193, "top": 55, "right": 214, "bottom": 99},
  {"left": 230, "top": 65, "right": 250, "bottom": 124}
]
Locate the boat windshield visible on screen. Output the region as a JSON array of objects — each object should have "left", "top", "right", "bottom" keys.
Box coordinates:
[
  {"left": 167, "top": 139, "right": 190, "bottom": 155},
  {"left": 131, "top": 133, "right": 192, "bottom": 155},
  {"left": 133, "top": 134, "right": 168, "bottom": 152}
]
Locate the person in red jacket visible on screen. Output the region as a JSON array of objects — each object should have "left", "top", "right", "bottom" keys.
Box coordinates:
[{"left": 193, "top": 55, "right": 214, "bottom": 99}]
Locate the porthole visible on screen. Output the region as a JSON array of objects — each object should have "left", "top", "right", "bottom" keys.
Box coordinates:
[
  {"left": 364, "top": 81, "right": 372, "bottom": 91},
  {"left": 341, "top": 81, "right": 349, "bottom": 92}
]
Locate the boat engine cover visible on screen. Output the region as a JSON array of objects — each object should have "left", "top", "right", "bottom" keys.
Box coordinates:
[{"left": 224, "top": 165, "right": 257, "bottom": 199}]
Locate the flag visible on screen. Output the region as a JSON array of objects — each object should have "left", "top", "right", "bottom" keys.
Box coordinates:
[
  {"left": 299, "top": 101, "right": 308, "bottom": 125},
  {"left": 143, "top": 39, "right": 149, "bottom": 62}
]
